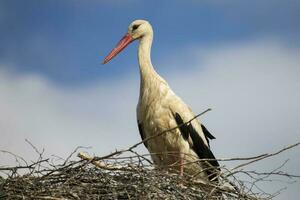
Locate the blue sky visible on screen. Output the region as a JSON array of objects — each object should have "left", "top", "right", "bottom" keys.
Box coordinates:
[
  {"left": 1, "top": 1, "right": 300, "bottom": 199},
  {"left": 1, "top": 0, "right": 299, "bottom": 84}
]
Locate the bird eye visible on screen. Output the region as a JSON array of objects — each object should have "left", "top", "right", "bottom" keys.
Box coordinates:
[{"left": 132, "top": 24, "right": 140, "bottom": 31}]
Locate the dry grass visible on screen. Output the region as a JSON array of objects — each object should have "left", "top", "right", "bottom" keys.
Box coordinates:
[
  {"left": 0, "top": 110, "right": 299, "bottom": 199},
  {"left": 0, "top": 142, "right": 299, "bottom": 200}
]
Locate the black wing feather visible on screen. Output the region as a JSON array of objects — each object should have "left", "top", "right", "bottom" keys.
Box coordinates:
[
  {"left": 187, "top": 124, "right": 219, "bottom": 168},
  {"left": 174, "top": 113, "right": 189, "bottom": 140},
  {"left": 201, "top": 124, "right": 216, "bottom": 147},
  {"left": 201, "top": 124, "right": 216, "bottom": 139},
  {"left": 174, "top": 113, "right": 220, "bottom": 180},
  {"left": 137, "top": 121, "right": 148, "bottom": 149}
]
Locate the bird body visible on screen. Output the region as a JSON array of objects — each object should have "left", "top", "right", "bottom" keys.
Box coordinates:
[
  {"left": 102, "top": 20, "right": 219, "bottom": 180},
  {"left": 137, "top": 82, "right": 207, "bottom": 177}
]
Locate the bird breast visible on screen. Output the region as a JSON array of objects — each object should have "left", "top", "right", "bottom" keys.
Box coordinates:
[
  {"left": 137, "top": 81, "right": 172, "bottom": 133},
  {"left": 137, "top": 81, "right": 187, "bottom": 156}
]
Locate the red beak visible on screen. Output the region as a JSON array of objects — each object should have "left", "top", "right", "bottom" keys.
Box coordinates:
[{"left": 101, "top": 33, "right": 134, "bottom": 64}]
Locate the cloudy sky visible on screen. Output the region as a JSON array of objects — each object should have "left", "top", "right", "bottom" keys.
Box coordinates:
[{"left": 1, "top": 0, "right": 299, "bottom": 199}]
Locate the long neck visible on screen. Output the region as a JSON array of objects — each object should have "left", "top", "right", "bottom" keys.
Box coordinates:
[
  {"left": 138, "top": 34, "right": 157, "bottom": 81},
  {"left": 137, "top": 33, "right": 167, "bottom": 102}
]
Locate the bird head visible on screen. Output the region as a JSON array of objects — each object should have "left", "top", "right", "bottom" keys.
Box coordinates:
[
  {"left": 128, "top": 19, "right": 153, "bottom": 40},
  {"left": 102, "top": 19, "right": 153, "bottom": 64}
]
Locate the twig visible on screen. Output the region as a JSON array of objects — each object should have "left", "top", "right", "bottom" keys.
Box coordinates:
[
  {"left": 78, "top": 152, "right": 131, "bottom": 171},
  {"left": 1, "top": 109, "right": 299, "bottom": 200},
  {"left": 231, "top": 142, "right": 300, "bottom": 171},
  {"left": 94, "top": 108, "right": 212, "bottom": 161}
]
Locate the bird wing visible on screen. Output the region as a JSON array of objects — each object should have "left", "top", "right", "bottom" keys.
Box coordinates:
[
  {"left": 167, "top": 92, "right": 220, "bottom": 179},
  {"left": 174, "top": 112, "right": 220, "bottom": 180},
  {"left": 174, "top": 113, "right": 219, "bottom": 163},
  {"left": 137, "top": 121, "right": 148, "bottom": 149},
  {"left": 201, "top": 124, "right": 216, "bottom": 147}
]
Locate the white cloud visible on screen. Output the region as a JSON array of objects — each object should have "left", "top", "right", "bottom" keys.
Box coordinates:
[
  {"left": 163, "top": 39, "right": 300, "bottom": 199},
  {"left": 0, "top": 69, "right": 142, "bottom": 164},
  {"left": 0, "top": 38, "right": 299, "bottom": 199},
  {"left": 165, "top": 39, "right": 300, "bottom": 154}
]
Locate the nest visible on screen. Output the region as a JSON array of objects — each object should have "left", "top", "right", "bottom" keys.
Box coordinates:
[
  {"left": 0, "top": 110, "right": 299, "bottom": 199},
  {"left": 0, "top": 160, "right": 224, "bottom": 200},
  {"left": 0, "top": 141, "right": 299, "bottom": 200}
]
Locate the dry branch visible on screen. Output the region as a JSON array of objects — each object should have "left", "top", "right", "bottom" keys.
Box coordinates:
[
  {"left": 1, "top": 144, "right": 299, "bottom": 200},
  {"left": 0, "top": 109, "right": 299, "bottom": 200}
]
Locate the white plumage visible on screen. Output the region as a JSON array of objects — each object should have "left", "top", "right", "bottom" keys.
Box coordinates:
[{"left": 102, "top": 20, "right": 219, "bottom": 181}]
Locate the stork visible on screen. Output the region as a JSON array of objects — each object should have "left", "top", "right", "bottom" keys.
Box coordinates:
[{"left": 102, "top": 20, "right": 220, "bottom": 181}]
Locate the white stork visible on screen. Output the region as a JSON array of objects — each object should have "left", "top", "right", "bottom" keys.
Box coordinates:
[{"left": 102, "top": 20, "right": 220, "bottom": 181}]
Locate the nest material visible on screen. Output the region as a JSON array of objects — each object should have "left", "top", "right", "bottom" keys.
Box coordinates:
[
  {"left": 0, "top": 148, "right": 255, "bottom": 200},
  {"left": 3, "top": 109, "right": 298, "bottom": 199},
  {"left": 1, "top": 163, "right": 214, "bottom": 200},
  {"left": 0, "top": 143, "right": 299, "bottom": 200}
]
